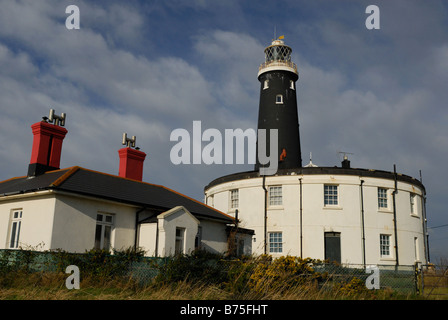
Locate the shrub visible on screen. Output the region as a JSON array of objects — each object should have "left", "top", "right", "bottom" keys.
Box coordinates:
[{"left": 248, "top": 256, "right": 326, "bottom": 294}]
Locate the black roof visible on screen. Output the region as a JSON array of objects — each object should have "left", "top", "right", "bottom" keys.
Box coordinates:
[
  {"left": 0, "top": 167, "right": 234, "bottom": 224},
  {"left": 205, "top": 166, "right": 425, "bottom": 191}
]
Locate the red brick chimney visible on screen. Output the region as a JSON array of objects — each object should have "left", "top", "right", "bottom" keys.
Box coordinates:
[
  {"left": 118, "top": 133, "right": 146, "bottom": 181},
  {"left": 28, "top": 110, "right": 68, "bottom": 176}
]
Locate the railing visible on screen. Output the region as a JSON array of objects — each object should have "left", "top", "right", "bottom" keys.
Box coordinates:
[{"left": 259, "top": 60, "right": 298, "bottom": 73}]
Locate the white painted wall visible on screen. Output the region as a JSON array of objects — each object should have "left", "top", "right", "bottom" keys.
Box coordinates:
[
  {"left": 199, "top": 219, "right": 229, "bottom": 254},
  {"left": 205, "top": 173, "right": 427, "bottom": 265},
  {"left": 0, "top": 191, "right": 240, "bottom": 258},
  {"left": 138, "top": 223, "right": 157, "bottom": 256},
  {"left": 0, "top": 190, "right": 138, "bottom": 253},
  {"left": 0, "top": 192, "right": 56, "bottom": 250},
  {"left": 157, "top": 206, "right": 199, "bottom": 257},
  {"left": 52, "top": 192, "right": 137, "bottom": 252}
]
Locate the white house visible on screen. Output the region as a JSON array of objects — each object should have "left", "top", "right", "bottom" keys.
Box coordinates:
[{"left": 0, "top": 112, "right": 253, "bottom": 257}]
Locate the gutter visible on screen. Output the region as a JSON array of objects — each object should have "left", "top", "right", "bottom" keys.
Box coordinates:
[
  {"left": 420, "top": 170, "right": 429, "bottom": 263},
  {"left": 299, "top": 178, "right": 303, "bottom": 258},
  {"left": 262, "top": 175, "right": 268, "bottom": 255},
  {"left": 392, "top": 164, "right": 399, "bottom": 266},
  {"left": 360, "top": 179, "right": 366, "bottom": 266}
]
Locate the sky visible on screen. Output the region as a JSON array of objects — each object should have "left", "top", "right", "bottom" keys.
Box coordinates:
[{"left": 0, "top": 0, "right": 447, "bottom": 261}]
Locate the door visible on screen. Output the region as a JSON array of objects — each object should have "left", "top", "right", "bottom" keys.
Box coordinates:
[{"left": 324, "top": 232, "right": 341, "bottom": 264}]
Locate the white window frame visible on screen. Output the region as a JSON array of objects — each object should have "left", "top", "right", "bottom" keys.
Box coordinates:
[
  {"left": 378, "top": 187, "right": 388, "bottom": 210},
  {"left": 290, "top": 80, "right": 295, "bottom": 90},
  {"left": 269, "top": 186, "right": 283, "bottom": 206},
  {"left": 268, "top": 232, "right": 283, "bottom": 253},
  {"left": 175, "top": 227, "right": 185, "bottom": 255},
  {"left": 263, "top": 80, "right": 269, "bottom": 90},
  {"left": 410, "top": 193, "right": 417, "bottom": 216},
  {"left": 94, "top": 213, "right": 114, "bottom": 250},
  {"left": 324, "top": 185, "right": 338, "bottom": 206},
  {"left": 275, "top": 94, "right": 283, "bottom": 104},
  {"left": 9, "top": 210, "right": 23, "bottom": 249},
  {"left": 380, "top": 234, "right": 391, "bottom": 258},
  {"left": 230, "top": 189, "right": 239, "bottom": 209}
]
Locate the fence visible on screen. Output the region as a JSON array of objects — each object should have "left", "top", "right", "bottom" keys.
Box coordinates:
[
  {"left": 1, "top": 249, "right": 446, "bottom": 297},
  {"left": 420, "top": 264, "right": 448, "bottom": 298}
]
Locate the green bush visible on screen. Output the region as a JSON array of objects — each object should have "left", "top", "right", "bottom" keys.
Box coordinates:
[{"left": 152, "top": 249, "right": 227, "bottom": 285}]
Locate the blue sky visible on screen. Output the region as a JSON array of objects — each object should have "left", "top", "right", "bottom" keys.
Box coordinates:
[{"left": 0, "top": 0, "right": 447, "bottom": 261}]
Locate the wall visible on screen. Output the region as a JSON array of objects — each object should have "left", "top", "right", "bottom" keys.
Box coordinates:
[
  {"left": 199, "top": 219, "right": 229, "bottom": 254},
  {"left": 52, "top": 192, "right": 137, "bottom": 252},
  {"left": 157, "top": 207, "right": 199, "bottom": 257},
  {"left": 0, "top": 192, "right": 56, "bottom": 250},
  {"left": 138, "top": 223, "right": 157, "bottom": 256},
  {"left": 205, "top": 172, "right": 427, "bottom": 265},
  {"left": 0, "top": 190, "right": 138, "bottom": 253}
]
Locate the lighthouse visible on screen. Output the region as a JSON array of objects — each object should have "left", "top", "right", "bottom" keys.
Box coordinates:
[
  {"left": 255, "top": 37, "right": 302, "bottom": 171},
  {"left": 205, "top": 36, "right": 428, "bottom": 265}
]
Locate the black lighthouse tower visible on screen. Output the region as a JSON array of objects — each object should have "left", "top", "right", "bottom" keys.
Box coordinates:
[{"left": 255, "top": 37, "right": 302, "bottom": 171}]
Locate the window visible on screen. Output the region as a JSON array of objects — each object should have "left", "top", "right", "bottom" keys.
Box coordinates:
[
  {"left": 94, "top": 213, "right": 114, "bottom": 250},
  {"left": 263, "top": 80, "right": 269, "bottom": 89},
  {"left": 230, "top": 189, "right": 239, "bottom": 209},
  {"left": 269, "top": 186, "right": 283, "bottom": 206},
  {"left": 324, "top": 185, "right": 338, "bottom": 206},
  {"left": 175, "top": 227, "right": 185, "bottom": 254},
  {"left": 269, "top": 232, "right": 283, "bottom": 253},
  {"left": 380, "top": 234, "right": 391, "bottom": 257},
  {"left": 207, "top": 195, "right": 214, "bottom": 207},
  {"left": 9, "top": 210, "right": 22, "bottom": 249},
  {"left": 410, "top": 194, "right": 417, "bottom": 215},
  {"left": 275, "top": 94, "right": 283, "bottom": 104},
  {"left": 290, "top": 80, "right": 295, "bottom": 90},
  {"left": 378, "top": 188, "right": 388, "bottom": 209}
]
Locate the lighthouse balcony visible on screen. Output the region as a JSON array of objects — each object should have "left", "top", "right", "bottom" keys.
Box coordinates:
[{"left": 258, "top": 60, "right": 298, "bottom": 77}]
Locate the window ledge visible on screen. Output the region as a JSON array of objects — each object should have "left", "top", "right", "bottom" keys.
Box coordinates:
[
  {"left": 268, "top": 205, "right": 284, "bottom": 210},
  {"left": 410, "top": 214, "right": 420, "bottom": 219},
  {"left": 323, "top": 206, "right": 343, "bottom": 210},
  {"left": 378, "top": 209, "right": 393, "bottom": 214},
  {"left": 379, "top": 257, "right": 395, "bottom": 262}
]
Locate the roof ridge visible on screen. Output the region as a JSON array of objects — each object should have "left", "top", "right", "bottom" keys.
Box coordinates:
[
  {"left": 0, "top": 175, "right": 27, "bottom": 184},
  {"left": 50, "top": 166, "right": 81, "bottom": 187}
]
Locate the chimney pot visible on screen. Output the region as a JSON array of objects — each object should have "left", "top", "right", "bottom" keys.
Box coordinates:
[
  {"left": 28, "top": 121, "right": 68, "bottom": 176},
  {"left": 118, "top": 147, "right": 147, "bottom": 181}
]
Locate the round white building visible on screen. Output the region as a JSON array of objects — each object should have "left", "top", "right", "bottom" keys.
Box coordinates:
[{"left": 204, "top": 38, "right": 429, "bottom": 266}]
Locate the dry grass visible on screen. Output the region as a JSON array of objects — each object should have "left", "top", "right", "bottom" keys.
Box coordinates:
[{"left": 0, "top": 271, "right": 423, "bottom": 300}]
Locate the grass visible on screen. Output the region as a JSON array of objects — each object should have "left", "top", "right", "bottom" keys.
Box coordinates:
[
  {"left": 0, "top": 250, "right": 446, "bottom": 300},
  {"left": 0, "top": 271, "right": 428, "bottom": 300}
]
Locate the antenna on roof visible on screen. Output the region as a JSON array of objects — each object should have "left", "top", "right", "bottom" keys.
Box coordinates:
[
  {"left": 338, "top": 151, "right": 353, "bottom": 169},
  {"left": 48, "top": 108, "right": 66, "bottom": 127},
  {"left": 122, "top": 133, "right": 136, "bottom": 148},
  {"left": 337, "top": 151, "right": 354, "bottom": 161}
]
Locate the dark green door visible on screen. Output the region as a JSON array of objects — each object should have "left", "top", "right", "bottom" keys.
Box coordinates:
[{"left": 324, "top": 232, "right": 341, "bottom": 263}]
